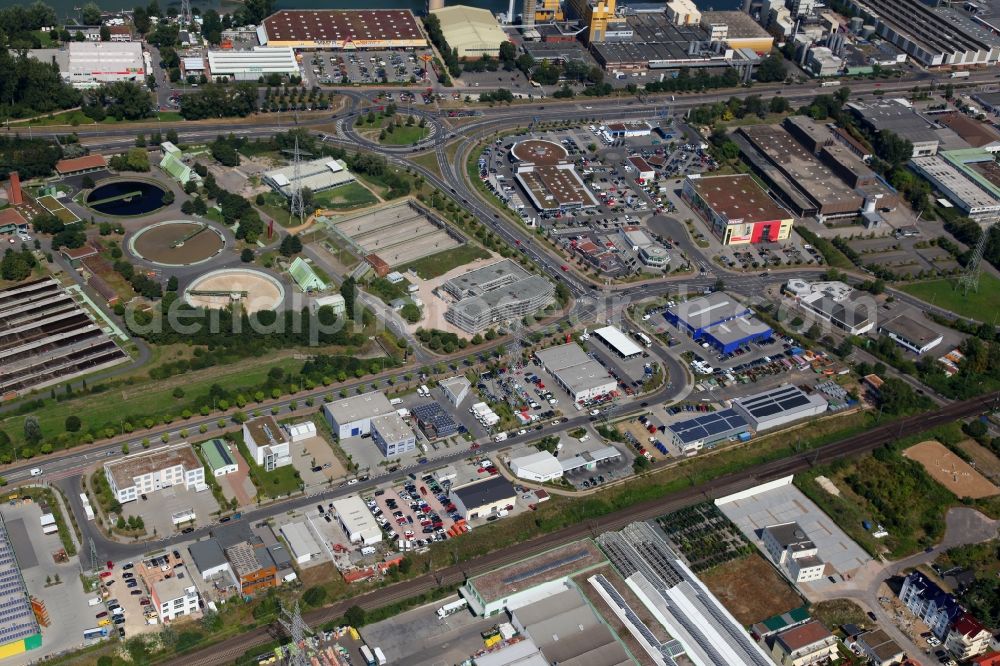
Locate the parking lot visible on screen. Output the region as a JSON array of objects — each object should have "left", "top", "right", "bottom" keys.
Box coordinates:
[
  {"left": 290, "top": 429, "right": 347, "bottom": 488},
  {"left": 711, "top": 235, "right": 825, "bottom": 271},
  {"left": 557, "top": 435, "right": 633, "bottom": 489},
  {"left": 476, "top": 363, "right": 568, "bottom": 433},
  {"left": 368, "top": 473, "right": 464, "bottom": 548},
  {"left": 302, "top": 49, "right": 434, "bottom": 86},
  {"left": 134, "top": 483, "right": 221, "bottom": 537}
]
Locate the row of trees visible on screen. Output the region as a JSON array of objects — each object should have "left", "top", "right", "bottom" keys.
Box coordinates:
[{"left": 422, "top": 14, "right": 460, "bottom": 81}]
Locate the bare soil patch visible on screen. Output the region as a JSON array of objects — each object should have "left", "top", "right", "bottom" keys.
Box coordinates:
[
  {"left": 903, "top": 440, "right": 998, "bottom": 499},
  {"left": 699, "top": 553, "right": 803, "bottom": 626}
]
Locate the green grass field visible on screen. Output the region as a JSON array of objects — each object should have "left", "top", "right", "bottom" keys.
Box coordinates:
[
  {"left": 398, "top": 244, "right": 491, "bottom": 279},
  {"left": 0, "top": 357, "right": 303, "bottom": 447},
  {"left": 314, "top": 182, "right": 378, "bottom": 210},
  {"left": 899, "top": 273, "right": 1000, "bottom": 321},
  {"left": 234, "top": 435, "right": 302, "bottom": 498},
  {"left": 255, "top": 192, "right": 295, "bottom": 227},
  {"left": 408, "top": 151, "right": 443, "bottom": 180},
  {"left": 380, "top": 124, "right": 428, "bottom": 146},
  {"left": 10, "top": 110, "right": 184, "bottom": 127}
]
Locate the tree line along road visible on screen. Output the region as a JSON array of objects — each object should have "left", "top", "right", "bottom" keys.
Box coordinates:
[{"left": 173, "top": 390, "right": 998, "bottom": 666}]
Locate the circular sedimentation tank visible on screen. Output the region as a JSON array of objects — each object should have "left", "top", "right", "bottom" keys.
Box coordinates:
[
  {"left": 129, "top": 220, "right": 225, "bottom": 266},
  {"left": 184, "top": 269, "right": 284, "bottom": 313},
  {"left": 85, "top": 180, "right": 168, "bottom": 216}
]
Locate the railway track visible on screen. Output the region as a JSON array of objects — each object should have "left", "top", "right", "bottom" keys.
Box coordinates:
[{"left": 172, "top": 391, "right": 998, "bottom": 666}]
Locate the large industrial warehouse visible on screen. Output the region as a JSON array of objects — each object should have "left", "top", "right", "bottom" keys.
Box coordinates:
[
  {"left": 206, "top": 47, "right": 300, "bottom": 81},
  {"left": 263, "top": 157, "right": 355, "bottom": 200},
  {"left": 734, "top": 125, "right": 863, "bottom": 220},
  {"left": 511, "top": 140, "right": 598, "bottom": 212},
  {"left": 681, "top": 175, "right": 793, "bottom": 246},
  {"left": 534, "top": 342, "right": 617, "bottom": 404},
  {"left": 667, "top": 408, "right": 750, "bottom": 454},
  {"left": 0, "top": 278, "right": 129, "bottom": 398},
  {"left": 261, "top": 10, "right": 426, "bottom": 49},
  {"left": 430, "top": 6, "right": 508, "bottom": 59},
  {"left": 66, "top": 41, "right": 145, "bottom": 87},
  {"left": 665, "top": 292, "right": 772, "bottom": 353},
  {"left": 731, "top": 384, "right": 828, "bottom": 432}
]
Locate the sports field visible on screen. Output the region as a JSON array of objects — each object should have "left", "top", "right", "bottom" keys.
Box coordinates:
[{"left": 899, "top": 273, "right": 1000, "bottom": 321}]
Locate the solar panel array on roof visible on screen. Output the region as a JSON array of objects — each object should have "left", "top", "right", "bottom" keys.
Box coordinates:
[
  {"left": 0, "top": 516, "right": 40, "bottom": 646},
  {"left": 411, "top": 402, "right": 458, "bottom": 438},
  {"left": 501, "top": 548, "right": 591, "bottom": 586},
  {"left": 738, "top": 385, "right": 810, "bottom": 419},
  {"left": 668, "top": 409, "right": 749, "bottom": 445}
]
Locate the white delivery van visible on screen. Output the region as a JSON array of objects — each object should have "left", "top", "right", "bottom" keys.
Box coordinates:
[
  {"left": 494, "top": 432, "right": 508, "bottom": 443},
  {"left": 29, "top": 468, "right": 42, "bottom": 477}
]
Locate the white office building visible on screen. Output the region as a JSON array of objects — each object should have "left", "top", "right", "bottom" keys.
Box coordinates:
[
  {"left": 206, "top": 47, "right": 299, "bottom": 81},
  {"left": 510, "top": 450, "right": 563, "bottom": 483},
  {"left": 331, "top": 496, "right": 382, "bottom": 545},
  {"left": 762, "top": 522, "right": 826, "bottom": 583},
  {"left": 242, "top": 416, "right": 292, "bottom": 471},
  {"left": 103, "top": 443, "right": 205, "bottom": 504},
  {"left": 371, "top": 412, "right": 416, "bottom": 458},
  {"left": 151, "top": 577, "right": 200, "bottom": 622},
  {"left": 440, "top": 376, "right": 471, "bottom": 407},
  {"left": 323, "top": 391, "right": 395, "bottom": 439}
]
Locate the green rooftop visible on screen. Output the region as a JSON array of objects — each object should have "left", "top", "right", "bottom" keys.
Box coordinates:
[
  {"left": 941, "top": 148, "right": 1000, "bottom": 199},
  {"left": 753, "top": 606, "right": 811, "bottom": 633},
  {"left": 289, "top": 257, "right": 327, "bottom": 292},
  {"left": 201, "top": 438, "right": 236, "bottom": 473}
]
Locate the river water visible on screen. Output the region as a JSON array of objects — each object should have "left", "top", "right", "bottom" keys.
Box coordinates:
[{"left": 12, "top": 0, "right": 741, "bottom": 26}]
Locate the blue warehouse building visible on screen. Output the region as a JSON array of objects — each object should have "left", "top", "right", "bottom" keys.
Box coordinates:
[{"left": 665, "top": 292, "right": 772, "bottom": 353}]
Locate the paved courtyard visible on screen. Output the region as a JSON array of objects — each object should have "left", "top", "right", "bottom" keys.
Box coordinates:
[
  {"left": 216, "top": 447, "right": 258, "bottom": 508},
  {"left": 2, "top": 500, "right": 95, "bottom": 665},
  {"left": 360, "top": 595, "right": 498, "bottom": 666},
  {"left": 292, "top": 434, "right": 348, "bottom": 488},
  {"left": 134, "top": 484, "right": 221, "bottom": 537},
  {"left": 716, "top": 477, "right": 872, "bottom": 582}
]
